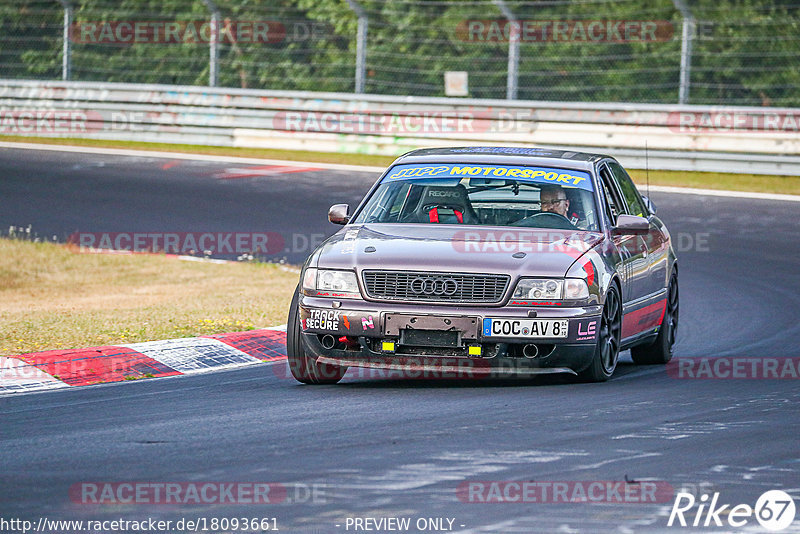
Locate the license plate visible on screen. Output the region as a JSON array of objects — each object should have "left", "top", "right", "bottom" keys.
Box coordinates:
[
  {"left": 384, "top": 314, "right": 479, "bottom": 337},
  {"left": 483, "top": 318, "right": 569, "bottom": 338},
  {"left": 400, "top": 329, "right": 460, "bottom": 347}
]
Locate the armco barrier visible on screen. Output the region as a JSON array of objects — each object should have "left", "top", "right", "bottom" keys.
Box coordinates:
[{"left": 1, "top": 79, "right": 800, "bottom": 175}]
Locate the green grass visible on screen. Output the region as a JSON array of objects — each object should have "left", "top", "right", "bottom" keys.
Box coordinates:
[
  {"left": 0, "top": 238, "right": 298, "bottom": 356},
  {"left": 2, "top": 134, "right": 798, "bottom": 195},
  {"left": 0, "top": 134, "right": 394, "bottom": 167},
  {"left": 627, "top": 169, "right": 800, "bottom": 196}
]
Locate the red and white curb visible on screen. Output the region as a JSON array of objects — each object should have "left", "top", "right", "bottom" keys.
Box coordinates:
[{"left": 0, "top": 327, "right": 287, "bottom": 395}]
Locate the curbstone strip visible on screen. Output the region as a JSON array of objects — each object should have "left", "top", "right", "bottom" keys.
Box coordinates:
[{"left": 0, "top": 328, "right": 287, "bottom": 396}]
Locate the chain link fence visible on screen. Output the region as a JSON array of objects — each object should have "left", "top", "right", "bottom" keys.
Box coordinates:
[{"left": 1, "top": 0, "right": 799, "bottom": 106}]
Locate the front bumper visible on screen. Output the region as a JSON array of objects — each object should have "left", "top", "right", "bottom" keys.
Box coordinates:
[{"left": 298, "top": 295, "right": 601, "bottom": 376}]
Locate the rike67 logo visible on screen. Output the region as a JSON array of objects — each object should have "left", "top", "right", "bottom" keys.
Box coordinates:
[{"left": 668, "top": 490, "right": 796, "bottom": 531}]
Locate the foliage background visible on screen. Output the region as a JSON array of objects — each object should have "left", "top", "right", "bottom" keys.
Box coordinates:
[{"left": 1, "top": 0, "right": 798, "bottom": 105}]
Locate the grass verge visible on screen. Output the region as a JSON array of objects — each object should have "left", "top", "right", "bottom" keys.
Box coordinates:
[
  {"left": 0, "top": 238, "right": 298, "bottom": 356},
  {"left": 1, "top": 135, "right": 799, "bottom": 195},
  {"left": 627, "top": 169, "right": 800, "bottom": 196},
  {"left": 0, "top": 135, "right": 394, "bottom": 167}
]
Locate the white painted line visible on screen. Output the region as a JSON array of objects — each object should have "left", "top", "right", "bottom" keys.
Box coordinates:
[
  {"left": 1, "top": 141, "right": 797, "bottom": 201},
  {"left": 218, "top": 165, "right": 323, "bottom": 179},
  {"left": 123, "top": 337, "right": 262, "bottom": 374},
  {"left": 69, "top": 246, "right": 238, "bottom": 264},
  {"left": 176, "top": 255, "right": 234, "bottom": 264},
  {"left": 0, "top": 141, "right": 387, "bottom": 173},
  {"left": 644, "top": 184, "right": 800, "bottom": 202}
]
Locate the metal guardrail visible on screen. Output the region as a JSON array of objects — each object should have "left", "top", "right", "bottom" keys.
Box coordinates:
[{"left": 1, "top": 79, "right": 799, "bottom": 175}]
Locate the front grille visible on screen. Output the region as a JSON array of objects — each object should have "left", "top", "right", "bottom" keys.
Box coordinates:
[{"left": 362, "top": 270, "right": 510, "bottom": 303}]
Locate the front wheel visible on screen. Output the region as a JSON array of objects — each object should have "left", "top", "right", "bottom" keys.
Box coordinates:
[
  {"left": 579, "top": 285, "right": 622, "bottom": 382},
  {"left": 631, "top": 272, "right": 679, "bottom": 365},
  {"left": 286, "top": 287, "right": 347, "bottom": 384}
]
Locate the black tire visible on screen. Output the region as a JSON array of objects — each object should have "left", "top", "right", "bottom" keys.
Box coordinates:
[
  {"left": 286, "top": 287, "right": 347, "bottom": 385},
  {"left": 631, "top": 272, "right": 679, "bottom": 365},
  {"left": 578, "top": 285, "right": 622, "bottom": 382}
]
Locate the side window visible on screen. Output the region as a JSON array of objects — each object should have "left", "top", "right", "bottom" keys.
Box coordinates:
[
  {"left": 607, "top": 160, "right": 646, "bottom": 217},
  {"left": 364, "top": 182, "right": 410, "bottom": 222},
  {"left": 598, "top": 165, "right": 625, "bottom": 225},
  {"left": 387, "top": 182, "right": 412, "bottom": 221}
]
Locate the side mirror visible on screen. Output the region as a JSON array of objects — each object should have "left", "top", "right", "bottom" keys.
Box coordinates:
[
  {"left": 612, "top": 214, "right": 649, "bottom": 235},
  {"left": 328, "top": 204, "right": 350, "bottom": 225},
  {"left": 641, "top": 195, "right": 657, "bottom": 214}
]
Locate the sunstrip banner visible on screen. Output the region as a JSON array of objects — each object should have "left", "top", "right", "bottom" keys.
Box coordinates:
[{"left": 383, "top": 164, "right": 593, "bottom": 191}]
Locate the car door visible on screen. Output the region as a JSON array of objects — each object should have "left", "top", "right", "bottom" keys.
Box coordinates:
[
  {"left": 605, "top": 159, "right": 669, "bottom": 297},
  {"left": 598, "top": 161, "right": 650, "bottom": 306}
]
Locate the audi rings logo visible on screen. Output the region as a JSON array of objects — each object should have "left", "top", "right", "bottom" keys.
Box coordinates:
[{"left": 409, "top": 277, "right": 459, "bottom": 296}]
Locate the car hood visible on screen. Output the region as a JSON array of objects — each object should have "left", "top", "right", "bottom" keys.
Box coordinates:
[{"left": 312, "top": 224, "right": 604, "bottom": 278}]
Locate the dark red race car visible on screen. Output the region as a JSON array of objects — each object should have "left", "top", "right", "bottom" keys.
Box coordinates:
[{"left": 287, "top": 147, "right": 678, "bottom": 384}]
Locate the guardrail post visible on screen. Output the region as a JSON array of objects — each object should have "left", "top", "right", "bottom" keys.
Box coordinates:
[
  {"left": 494, "top": 0, "right": 519, "bottom": 100},
  {"left": 56, "top": 0, "right": 72, "bottom": 80},
  {"left": 202, "top": 0, "right": 220, "bottom": 87},
  {"left": 346, "top": 0, "right": 368, "bottom": 94},
  {"left": 672, "top": 0, "right": 694, "bottom": 104}
]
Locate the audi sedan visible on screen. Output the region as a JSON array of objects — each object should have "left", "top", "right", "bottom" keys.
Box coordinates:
[{"left": 287, "top": 147, "right": 678, "bottom": 383}]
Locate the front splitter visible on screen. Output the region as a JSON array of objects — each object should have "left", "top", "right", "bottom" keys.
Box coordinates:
[{"left": 316, "top": 356, "right": 578, "bottom": 377}]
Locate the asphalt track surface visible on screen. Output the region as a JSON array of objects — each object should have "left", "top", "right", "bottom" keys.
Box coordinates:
[{"left": 1, "top": 147, "right": 799, "bottom": 533}]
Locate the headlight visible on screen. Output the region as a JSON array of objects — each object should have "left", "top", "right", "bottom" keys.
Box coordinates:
[
  {"left": 302, "top": 268, "right": 361, "bottom": 298},
  {"left": 512, "top": 279, "right": 563, "bottom": 300},
  {"left": 564, "top": 278, "right": 590, "bottom": 300},
  {"left": 512, "top": 278, "right": 588, "bottom": 301},
  {"left": 302, "top": 267, "right": 318, "bottom": 291}
]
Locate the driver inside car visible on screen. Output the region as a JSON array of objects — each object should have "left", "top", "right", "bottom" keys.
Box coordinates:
[
  {"left": 539, "top": 184, "right": 570, "bottom": 217},
  {"left": 540, "top": 184, "right": 583, "bottom": 226}
]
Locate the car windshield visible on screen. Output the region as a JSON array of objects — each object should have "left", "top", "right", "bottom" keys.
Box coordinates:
[{"left": 352, "top": 163, "right": 599, "bottom": 231}]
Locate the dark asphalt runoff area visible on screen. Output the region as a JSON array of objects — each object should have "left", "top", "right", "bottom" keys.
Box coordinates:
[{"left": 1, "top": 147, "right": 799, "bottom": 533}]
